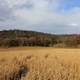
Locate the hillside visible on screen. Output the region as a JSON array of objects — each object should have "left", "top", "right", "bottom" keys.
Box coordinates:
[{"left": 0, "top": 30, "right": 80, "bottom": 47}]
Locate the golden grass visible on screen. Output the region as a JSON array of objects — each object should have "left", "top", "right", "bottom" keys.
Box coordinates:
[{"left": 0, "top": 47, "right": 80, "bottom": 80}]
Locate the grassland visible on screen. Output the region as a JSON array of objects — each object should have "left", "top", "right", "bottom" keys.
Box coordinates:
[{"left": 0, "top": 47, "right": 80, "bottom": 80}]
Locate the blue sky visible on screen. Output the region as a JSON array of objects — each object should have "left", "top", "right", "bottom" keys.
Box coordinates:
[
  {"left": 0, "top": 0, "right": 80, "bottom": 34},
  {"left": 60, "top": 0, "right": 80, "bottom": 11}
]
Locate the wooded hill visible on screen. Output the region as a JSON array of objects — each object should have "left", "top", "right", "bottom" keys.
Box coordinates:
[{"left": 0, "top": 30, "right": 80, "bottom": 48}]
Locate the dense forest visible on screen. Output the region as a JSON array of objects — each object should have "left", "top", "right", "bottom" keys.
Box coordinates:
[{"left": 0, "top": 30, "right": 80, "bottom": 48}]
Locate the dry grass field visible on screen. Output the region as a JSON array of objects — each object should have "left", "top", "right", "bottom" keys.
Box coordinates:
[{"left": 0, "top": 47, "right": 80, "bottom": 80}]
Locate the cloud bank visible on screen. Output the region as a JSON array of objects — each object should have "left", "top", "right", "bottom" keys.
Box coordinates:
[{"left": 0, "top": 0, "right": 80, "bottom": 34}]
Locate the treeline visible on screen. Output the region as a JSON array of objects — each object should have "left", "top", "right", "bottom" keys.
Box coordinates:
[{"left": 0, "top": 30, "right": 80, "bottom": 48}]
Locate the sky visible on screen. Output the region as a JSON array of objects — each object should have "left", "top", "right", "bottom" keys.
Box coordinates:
[{"left": 0, "top": 0, "right": 80, "bottom": 34}]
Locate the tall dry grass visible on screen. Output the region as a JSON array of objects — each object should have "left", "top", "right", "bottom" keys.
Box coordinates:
[{"left": 0, "top": 52, "right": 80, "bottom": 80}]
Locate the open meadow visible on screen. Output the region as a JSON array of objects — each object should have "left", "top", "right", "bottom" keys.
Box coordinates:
[{"left": 0, "top": 47, "right": 80, "bottom": 80}]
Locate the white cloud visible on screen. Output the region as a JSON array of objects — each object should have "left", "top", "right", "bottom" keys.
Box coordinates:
[
  {"left": 6, "top": 0, "right": 27, "bottom": 8},
  {"left": 68, "top": 23, "right": 78, "bottom": 26},
  {"left": 0, "top": 0, "right": 80, "bottom": 34}
]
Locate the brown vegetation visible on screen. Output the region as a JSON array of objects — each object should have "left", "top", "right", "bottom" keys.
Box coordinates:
[
  {"left": 0, "top": 48, "right": 80, "bottom": 80},
  {"left": 0, "top": 30, "right": 80, "bottom": 48}
]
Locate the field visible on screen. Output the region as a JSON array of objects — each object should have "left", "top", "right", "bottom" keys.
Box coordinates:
[{"left": 0, "top": 47, "right": 80, "bottom": 80}]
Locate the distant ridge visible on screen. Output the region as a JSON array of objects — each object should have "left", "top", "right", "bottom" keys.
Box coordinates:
[{"left": 0, "top": 30, "right": 80, "bottom": 48}]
